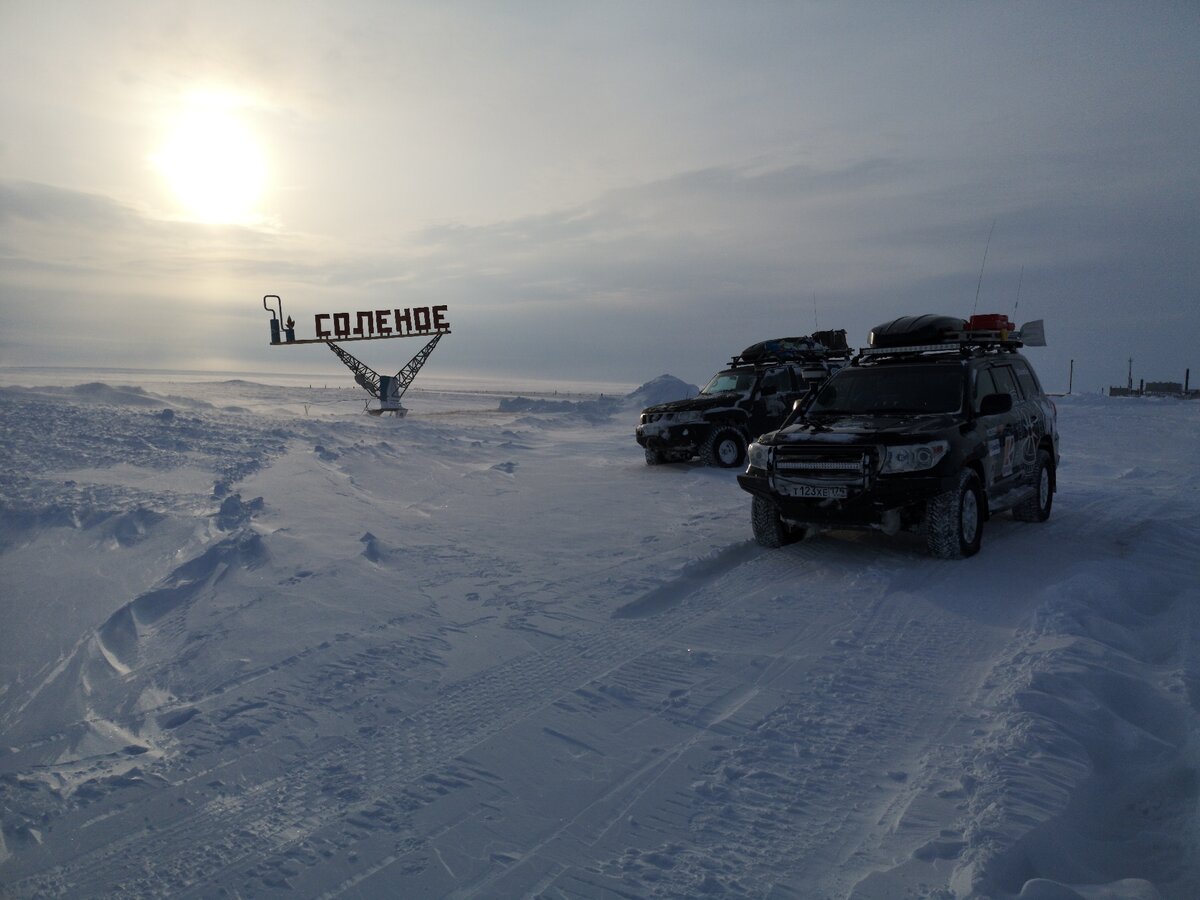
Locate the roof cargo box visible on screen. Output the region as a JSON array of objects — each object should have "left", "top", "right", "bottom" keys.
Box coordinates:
[{"left": 869, "top": 315, "right": 965, "bottom": 348}]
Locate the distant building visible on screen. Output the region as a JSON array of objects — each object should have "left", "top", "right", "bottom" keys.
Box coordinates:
[{"left": 1108, "top": 377, "right": 1198, "bottom": 399}]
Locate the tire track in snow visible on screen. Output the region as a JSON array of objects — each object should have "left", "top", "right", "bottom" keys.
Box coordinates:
[
  {"left": 8, "top": 541, "right": 771, "bottom": 898},
  {"left": 13, "top": 535, "right": 1015, "bottom": 899},
  {"left": 541, "top": 545, "right": 1018, "bottom": 898}
]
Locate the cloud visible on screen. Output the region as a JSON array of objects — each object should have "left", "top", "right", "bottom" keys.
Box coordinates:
[
  {"left": 5, "top": 135, "right": 1196, "bottom": 391},
  {"left": 0, "top": 180, "right": 134, "bottom": 228},
  {"left": 2, "top": 1, "right": 1197, "bottom": 389}
]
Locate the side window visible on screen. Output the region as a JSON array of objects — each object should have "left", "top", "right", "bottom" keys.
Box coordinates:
[
  {"left": 990, "top": 365, "right": 1020, "bottom": 401},
  {"left": 1011, "top": 359, "right": 1043, "bottom": 399},
  {"left": 972, "top": 367, "right": 998, "bottom": 412},
  {"left": 759, "top": 367, "right": 793, "bottom": 395}
]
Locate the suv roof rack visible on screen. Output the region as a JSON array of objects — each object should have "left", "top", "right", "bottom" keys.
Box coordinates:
[
  {"left": 858, "top": 314, "right": 1044, "bottom": 361},
  {"left": 729, "top": 330, "right": 852, "bottom": 367}
]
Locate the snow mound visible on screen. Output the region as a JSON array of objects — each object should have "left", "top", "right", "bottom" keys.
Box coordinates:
[
  {"left": 498, "top": 396, "right": 579, "bottom": 413},
  {"left": 359, "top": 531, "right": 394, "bottom": 563},
  {"left": 0, "top": 382, "right": 168, "bottom": 408},
  {"left": 68, "top": 383, "right": 168, "bottom": 407},
  {"left": 498, "top": 395, "right": 621, "bottom": 421},
  {"left": 95, "top": 530, "right": 269, "bottom": 673},
  {"left": 944, "top": 525, "right": 1200, "bottom": 897},
  {"left": 626, "top": 374, "right": 699, "bottom": 407}
]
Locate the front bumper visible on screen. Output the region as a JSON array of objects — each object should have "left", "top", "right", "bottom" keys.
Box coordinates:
[
  {"left": 738, "top": 469, "right": 956, "bottom": 530},
  {"left": 636, "top": 422, "right": 705, "bottom": 452}
]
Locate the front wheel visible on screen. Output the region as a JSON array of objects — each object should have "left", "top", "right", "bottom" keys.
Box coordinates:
[
  {"left": 702, "top": 427, "right": 747, "bottom": 468},
  {"left": 925, "top": 468, "right": 983, "bottom": 559},
  {"left": 1012, "top": 449, "right": 1053, "bottom": 522},
  {"left": 752, "top": 496, "right": 802, "bottom": 548}
]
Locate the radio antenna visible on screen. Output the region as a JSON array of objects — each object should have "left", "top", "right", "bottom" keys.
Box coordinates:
[
  {"left": 812, "top": 291, "right": 819, "bottom": 331},
  {"left": 973, "top": 219, "right": 996, "bottom": 316},
  {"left": 1013, "top": 264, "right": 1024, "bottom": 321}
]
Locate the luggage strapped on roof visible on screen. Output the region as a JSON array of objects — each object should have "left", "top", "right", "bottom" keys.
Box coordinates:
[{"left": 729, "top": 330, "right": 852, "bottom": 368}]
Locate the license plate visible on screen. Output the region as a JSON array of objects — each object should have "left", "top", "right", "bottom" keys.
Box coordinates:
[{"left": 777, "top": 481, "right": 848, "bottom": 499}]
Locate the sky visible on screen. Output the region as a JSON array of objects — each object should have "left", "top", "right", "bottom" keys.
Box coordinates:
[{"left": 1, "top": 1, "right": 1197, "bottom": 393}]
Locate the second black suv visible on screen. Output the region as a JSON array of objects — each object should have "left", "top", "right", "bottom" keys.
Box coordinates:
[
  {"left": 737, "top": 314, "right": 1058, "bottom": 558},
  {"left": 636, "top": 331, "right": 851, "bottom": 467}
]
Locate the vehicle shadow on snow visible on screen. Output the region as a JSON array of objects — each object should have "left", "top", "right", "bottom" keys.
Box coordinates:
[
  {"left": 611, "top": 540, "right": 762, "bottom": 619},
  {"left": 634, "top": 458, "right": 748, "bottom": 479},
  {"left": 790, "top": 515, "right": 1071, "bottom": 627}
]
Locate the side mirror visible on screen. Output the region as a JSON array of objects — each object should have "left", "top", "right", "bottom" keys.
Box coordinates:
[{"left": 979, "top": 392, "right": 1013, "bottom": 415}]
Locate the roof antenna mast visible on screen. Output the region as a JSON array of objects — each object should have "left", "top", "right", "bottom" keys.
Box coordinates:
[
  {"left": 973, "top": 219, "right": 996, "bottom": 316},
  {"left": 1012, "top": 264, "right": 1024, "bottom": 322}
]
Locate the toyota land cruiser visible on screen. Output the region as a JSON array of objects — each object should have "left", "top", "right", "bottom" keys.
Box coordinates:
[{"left": 737, "top": 314, "right": 1058, "bottom": 558}]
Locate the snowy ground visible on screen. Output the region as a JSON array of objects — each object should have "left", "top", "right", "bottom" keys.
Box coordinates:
[{"left": 0, "top": 373, "right": 1197, "bottom": 899}]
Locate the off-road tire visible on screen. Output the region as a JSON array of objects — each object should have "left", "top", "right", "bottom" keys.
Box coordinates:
[
  {"left": 752, "top": 496, "right": 796, "bottom": 548},
  {"left": 925, "top": 468, "right": 983, "bottom": 559},
  {"left": 702, "top": 427, "right": 747, "bottom": 468},
  {"left": 644, "top": 448, "right": 666, "bottom": 466},
  {"left": 1012, "top": 449, "right": 1053, "bottom": 522}
]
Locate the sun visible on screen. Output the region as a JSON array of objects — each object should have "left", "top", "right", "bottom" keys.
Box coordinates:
[{"left": 154, "top": 94, "right": 267, "bottom": 224}]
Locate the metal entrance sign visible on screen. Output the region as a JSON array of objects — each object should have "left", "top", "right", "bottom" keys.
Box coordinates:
[
  {"left": 262, "top": 295, "right": 451, "bottom": 415},
  {"left": 315, "top": 305, "right": 449, "bottom": 341}
]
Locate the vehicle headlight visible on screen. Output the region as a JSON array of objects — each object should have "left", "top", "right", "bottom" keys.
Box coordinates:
[
  {"left": 747, "top": 441, "right": 771, "bottom": 470},
  {"left": 669, "top": 411, "right": 704, "bottom": 425},
  {"left": 879, "top": 440, "right": 949, "bottom": 474}
]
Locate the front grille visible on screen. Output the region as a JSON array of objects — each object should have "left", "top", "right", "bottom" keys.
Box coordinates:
[
  {"left": 774, "top": 445, "right": 874, "bottom": 477},
  {"left": 642, "top": 412, "right": 690, "bottom": 424}
]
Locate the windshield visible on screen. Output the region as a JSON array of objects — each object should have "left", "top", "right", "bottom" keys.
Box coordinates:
[
  {"left": 701, "top": 371, "right": 756, "bottom": 395},
  {"left": 808, "top": 365, "right": 963, "bottom": 415}
]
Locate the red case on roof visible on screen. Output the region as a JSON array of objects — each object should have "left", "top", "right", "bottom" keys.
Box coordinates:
[{"left": 967, "top": 313, "right": 1013, "bottom": 332}]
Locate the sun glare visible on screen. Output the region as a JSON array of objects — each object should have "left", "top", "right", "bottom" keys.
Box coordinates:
[{"left": 154, "top": 94, "right": 267, "bottom": 225}]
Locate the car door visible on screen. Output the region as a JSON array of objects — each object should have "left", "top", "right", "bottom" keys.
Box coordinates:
[
  {"left": 973, "top": 363, "right": 1018, "bottom": 493},
  {"left": 1009, "top": 357, "right": 1053, "bottom": 474},
  {"left": 989, "top": 362, "right": 1036, "bottom": 487}
]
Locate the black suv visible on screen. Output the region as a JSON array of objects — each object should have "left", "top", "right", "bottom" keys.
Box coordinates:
[
  {"left": 737, "top": 315, "right": 1058, "bottom": 558},
  {"left": 636, "top": 332, "right": 851, "bottom": 468}
]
